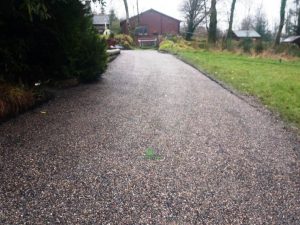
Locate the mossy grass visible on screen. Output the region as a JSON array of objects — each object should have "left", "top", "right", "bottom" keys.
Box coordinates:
[{"left": 144, "top": 148, "right": 161, "bottom": 160}]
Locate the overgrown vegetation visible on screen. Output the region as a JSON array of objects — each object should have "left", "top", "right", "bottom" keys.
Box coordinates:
[
  {"left": 0, "top": 0, "right": 107, "bottom": 85},
  {"left": 159, "top": 37, "right": 193, "bottom": 53},
  {"left": 0, "top": 83, "right": 34, "bottom": 119},
  {"left": 0, "top": 0, "right": 107, "bottom": 120},
  {"left": 0, "top": 82, "right": 49, "bottom": 121},
  {"left": 114, "top": 34, "right": 134, "bottom": 49},
  {"left": 104, "top": 33, "right": 134, "bottom": 49},
  {"left": 239, "top": 38, "right": 253, "bottom": 53},
  {"left": 275, "top": 44, "right": 300, "bottom": 57},
  {"left": 159, "top": 39, "right": 300, "bottom": 129},
  {"left": 254, "top": 41, "right": 265, "bottom": 54}
]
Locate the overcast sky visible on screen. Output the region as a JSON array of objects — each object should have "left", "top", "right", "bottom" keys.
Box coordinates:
[{"left": 91, "top": 0, "right": 294, "bottom": 30}]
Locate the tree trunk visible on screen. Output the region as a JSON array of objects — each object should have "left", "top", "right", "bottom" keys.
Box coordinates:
[
  {"left": 208, "top": 0, "right": 217, "bottom": 44},
  {"left": 185, "top": 18, "right": 195, "bottom": 41},
  {"left": 185, "top": 28, "right": 194, "bottom": 41},
  {"left": 226, "top": 0, "right": 237, "bottom": 48},
  {"left": 274, "top": 0, "right": 287, "bottom": 46},
  {"left": 123, "top": 0, "right": 130, "bottom": 34},
  {"left": 297, "top": 7, "right": 300, "bottom": 35},
  {"left": 137, "top": 0, "right": 140, "bottom": 25}
]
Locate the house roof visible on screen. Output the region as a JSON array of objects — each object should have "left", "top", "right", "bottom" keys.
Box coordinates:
[
  {"left": 233, "top": 30, "right": 261, "bottom": 38},
  {"left": 93, "top": 14, "right": 109, "bottom": 25},
  {"left": 282, "top": 36, "right": 300, "bottom": 43},
  {"left": 121, "top": 8, "right": 181, "bottom": 24}
]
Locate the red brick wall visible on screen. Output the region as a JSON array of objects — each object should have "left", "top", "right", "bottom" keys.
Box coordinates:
[{"left": 121, "top": 10, "right": 180, "bottom": 37}]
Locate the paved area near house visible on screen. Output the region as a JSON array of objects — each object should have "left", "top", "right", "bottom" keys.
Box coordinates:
[{"left": 0, "top": 50, "right": 299, "bottom": 224}]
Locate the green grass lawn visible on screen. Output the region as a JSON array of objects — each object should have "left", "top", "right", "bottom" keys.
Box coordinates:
[{"left": 175, "top": 50, "right": 300, "bottom": 129}]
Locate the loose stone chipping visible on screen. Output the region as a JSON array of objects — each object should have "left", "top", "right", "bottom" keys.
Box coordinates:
[{"left": 0, "top": 50, "right": 299, "bottom": 224}]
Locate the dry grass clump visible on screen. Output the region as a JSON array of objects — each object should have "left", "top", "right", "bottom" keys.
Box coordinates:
[{"left": 0, "top": 83, "right": 34, "bottom": 120}]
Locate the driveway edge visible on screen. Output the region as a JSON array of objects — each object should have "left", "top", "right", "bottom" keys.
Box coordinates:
[{"left": 158, "top": 50, "right": 300, "bottom": 140}]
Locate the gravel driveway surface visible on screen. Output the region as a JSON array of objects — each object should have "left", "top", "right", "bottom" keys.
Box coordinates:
[{"left": 1, "top": 50, "right": 300, "bottom": 224}]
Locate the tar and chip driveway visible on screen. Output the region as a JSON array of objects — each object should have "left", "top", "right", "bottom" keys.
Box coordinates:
[{"left": 0, "top": 50, "right": 299, "bottom": 224}]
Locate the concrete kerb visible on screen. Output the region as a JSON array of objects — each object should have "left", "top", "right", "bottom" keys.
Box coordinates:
[{"left": 107, "top": 49, "right": 121, "bottom": 62}]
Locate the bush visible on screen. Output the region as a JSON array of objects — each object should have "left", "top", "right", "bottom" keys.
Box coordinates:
[
  {"left": 287, "top": 45, "right": 300, "bottom": 57},
  {"left": 159, "top": 40, "right": 174, "bottom": 51},
  {"left": 199, "top": 40, "right": 207, "bottom": 49},
  {"left": 159, "top": 38, "right": 193, "bottom": 53},
  {"left": 274, "top": 44, "right": 300, "bottom": 57},
  {"left": 240, "top": 38, "right": 253, "bottom": 53},
  {"left": 165, "top": 34, "right": 178, "bottom": 43},
  {"left": 115, "top": 34, "right": 134, "bottom": 49},
  {"left": 255, "top": 41, "right": 264, "bottom": 54},
  {"left": 0, "top": 81, "right": 54, "bottom": 121},
  {"left": 76, "top": 33, "right": 107, "bottom": 82},
  {"left": 0, "top": 0, "right": 108, "bottom": 86}
]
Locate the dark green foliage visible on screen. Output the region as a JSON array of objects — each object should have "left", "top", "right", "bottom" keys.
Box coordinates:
[
  {"left": 166, "top": 35, "right": 178, "bottom": 43},
  {"left": 115, "top": 34, "right": 134, "bottom": 49},
  {"left": 240, "top": 38, "right": 253, "bottom": 53},
  {"left": 255, "top": 19, "right": 272, "bottom": 42},
  {"left": 0, "top": 0, "right": 107, "bottom": 86},
  {"left": 287, "top": 45, "right": 300, "bottom": 57},
  {"left": 76, "top": 34, "right": 107, "bottom": 82},
  {"left": 275, "top": 44, "right": 300, "bottom": 57},
  {"left": 252, "top": 8, "right": 272, "bottom": 42},
  {"left": 255, "top": 41, "right": 264, "bottom": 54}
]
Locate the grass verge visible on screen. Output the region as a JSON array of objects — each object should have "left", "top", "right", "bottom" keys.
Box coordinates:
[{"left": 160, "top": 42, "right": 300, "bottom": 129}]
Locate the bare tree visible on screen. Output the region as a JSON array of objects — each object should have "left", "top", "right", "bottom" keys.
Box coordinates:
[
  {"left": 208, "top": 0, "right": 217, "bottom": 44},
  {"left": 225, "top": 0, "right": 237, "bottom": 47},
  {"left": 240, "top": 16, "right": 253, "bottom": 30},
  {"left": 274, "top": 0, "right": 287, "bottom": 47},
  {"left": 181, "top": 0, "right": 210, "bottom": 40}
]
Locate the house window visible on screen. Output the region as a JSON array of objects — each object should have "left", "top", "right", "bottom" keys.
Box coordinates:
[{"left": 134, "top": 26, "right": 148, "bottom": 36}]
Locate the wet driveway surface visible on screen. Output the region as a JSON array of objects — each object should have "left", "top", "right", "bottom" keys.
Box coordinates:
[{"left": 1, "top": 50, "right": 299, "bottom": 224}]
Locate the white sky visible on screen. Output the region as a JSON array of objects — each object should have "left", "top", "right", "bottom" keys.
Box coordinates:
[{"left": 91, "top": 0, "right": 295, "bottom": 31}]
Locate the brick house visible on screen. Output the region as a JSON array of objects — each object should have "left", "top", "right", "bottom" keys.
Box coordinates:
[{"left": 120, "top": 9, "right": 181, "bottom": 46}]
